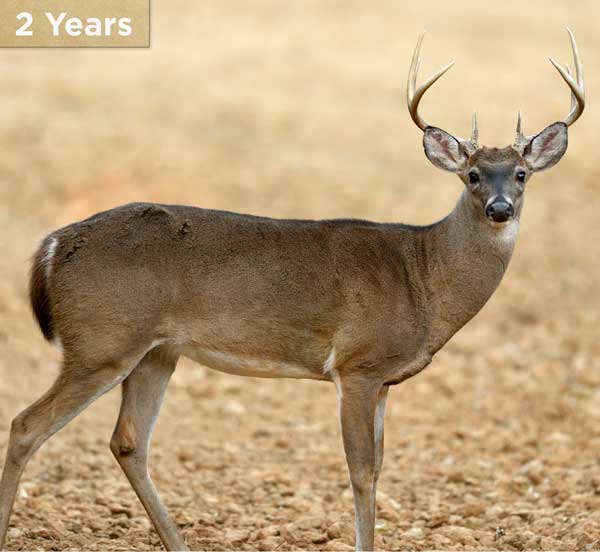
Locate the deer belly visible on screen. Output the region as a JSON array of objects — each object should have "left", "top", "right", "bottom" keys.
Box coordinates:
[{"left": 180, "top": 346, "right": 323, "bottom": 380}]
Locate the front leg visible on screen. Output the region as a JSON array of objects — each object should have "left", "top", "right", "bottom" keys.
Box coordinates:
[
  {"left": 373, "top": 385, "right": 389, "bottom": 497},
  {"left": 336, "top": 374, "right": 384, "bottom": 551}
]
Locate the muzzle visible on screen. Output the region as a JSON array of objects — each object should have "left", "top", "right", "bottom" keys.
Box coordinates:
[{"left": 485, "top": 197, "right": 514, "bottom": 223}]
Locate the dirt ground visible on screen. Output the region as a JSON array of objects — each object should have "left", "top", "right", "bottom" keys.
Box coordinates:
[{"left": 1, "top": 1, "right": 600, "bottom": 550}]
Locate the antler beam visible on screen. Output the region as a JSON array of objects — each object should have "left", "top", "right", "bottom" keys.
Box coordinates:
[
  {"left": 406, "top": 32, "right": 454, "bottom": 131},
  {"left": 548, "top": 27, "right": 585, "bottom": 127},
  {"left": 407, "top": 32, "right": 478, "bottom": 147}
]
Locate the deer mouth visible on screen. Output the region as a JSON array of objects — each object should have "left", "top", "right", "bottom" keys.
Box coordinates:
[{"left": 488, "top": 219, "right": 513, "bottom": 229}]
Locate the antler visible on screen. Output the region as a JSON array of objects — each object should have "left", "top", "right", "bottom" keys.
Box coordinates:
[
  {"left": 515, "top": 28, "right": 585, "bottom": 150},
  {"left": 549, "top": 27, "right": 585, "bottom": 127},
  {"left": 407, "top": 32, "right": 478, "bottom": 148}
]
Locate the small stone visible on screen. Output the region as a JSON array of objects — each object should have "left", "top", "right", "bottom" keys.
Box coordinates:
[
  {"left": 327, "top": 522, "right": 342, "bottom": 540},
  {"left": 109, "top": 504, "right": 132, "bottom": 518},
  {"left": 505, "top": 533, "right": 527, "bottom": 550},
  {"left": 308, "top": 531, "right": 328, "bottom": 544},
  {"left": 293, "top": 515, "right": 324, "bottom": 531},
  {"left": 430, "top": 534, "right": 452, "bottom": 548},
  {"left": 280, "top": 523, "right": 298, "bottom": 544},
  {"left": 7, "top": 528, "right": 23, "bottom": 540},
  {"left": 486, "top": 504, "right": 505, "bottom": 519},
  {"left": 257, "top": 536, "right": 283, "bottom": 550},
  {"left": 460, "top": 500, "right": 486, "bottom": 517},
  {"left": 446, "top": 470, "right": 465, "bottom": 483},
  {"left": 224, "top": 529, "right": 249, "bottom": 546},
  {"left": 442, "top": 525, "right": 476, "bottom": 546},
  {"left": 378, "top": 505, "right": 399, "bottom": 522},
  {"left": 30, "top": 528, "right": 58, "bottom": 540},
  {"left": 325, "top": 540, "right": 354, "bottom": 551},
  {"left": 222, "top": 401, "right": 246, "bottom": 415},
  {"left": 519, "top": 459, "right": 545, "bottom": 485},
  {"left": 404, "top": 527, "right": 424, "bottom": 540},
  {"left": 513, "top": 509, "right": 534, "bottom": 522},
  {"left": 427, "top": 512, "right": 449, "bottom": 528},
  {"left": 256, "top": 526, "right": 279, "bottom": 540}
]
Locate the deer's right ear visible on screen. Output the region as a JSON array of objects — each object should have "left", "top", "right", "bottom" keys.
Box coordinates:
[{"left": 423, "top": 127, "right": 469, "bottom": 172}]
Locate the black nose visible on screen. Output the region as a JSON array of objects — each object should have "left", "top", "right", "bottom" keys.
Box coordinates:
[{"left": 485, "top": 201, "right": 514, "bottom": 223}]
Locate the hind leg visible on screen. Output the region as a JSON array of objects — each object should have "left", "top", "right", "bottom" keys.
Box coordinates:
[
  {"left": 110, "top": 347, "right": 186, "bottom": 551},
  {"left": 0, "top": 357, "right": 136, "bottom": 548}
]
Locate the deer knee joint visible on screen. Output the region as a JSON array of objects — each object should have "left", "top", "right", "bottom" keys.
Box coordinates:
[
  {"left": 8, "top": 415, "right": 37, "bottom": 462},
  {"left": 111, "top": 416, "right": 138, "bottom": 457}
]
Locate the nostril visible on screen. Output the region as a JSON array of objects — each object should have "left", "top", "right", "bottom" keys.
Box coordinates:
[
  {"left": 485, "top": 201, "right": 513, "bottom": 223},
  {"left": 491, "top": 211, "right": 509, "bottom": 222}
]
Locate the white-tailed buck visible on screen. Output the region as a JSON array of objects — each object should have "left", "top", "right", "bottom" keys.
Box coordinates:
[{"left": 0, "top": 29, "right": 585, "bottom": 551}]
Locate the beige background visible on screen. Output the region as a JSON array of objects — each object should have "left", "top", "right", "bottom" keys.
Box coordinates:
[
  {"left": 0, "top": 0, "right": 149, "bottom": 47},
  {"left": 1, "top": 1, "right": 599, "bottom": 550}
]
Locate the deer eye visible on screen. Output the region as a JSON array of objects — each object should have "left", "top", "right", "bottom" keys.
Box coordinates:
[
  {"left": 516, "top": 170, "right": 526, "bottom": 183},
  {"left": 468, "top": 171, "right": 479, "bottom": 184}
]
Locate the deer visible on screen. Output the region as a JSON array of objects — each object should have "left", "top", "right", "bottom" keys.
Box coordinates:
[{"left": 0, "top": 29, "right": 585, "bottom": 552}]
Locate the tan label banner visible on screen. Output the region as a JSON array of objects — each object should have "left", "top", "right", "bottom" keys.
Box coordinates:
[{"left": 0, "top": 0, "right": 150, "bottom": 47}]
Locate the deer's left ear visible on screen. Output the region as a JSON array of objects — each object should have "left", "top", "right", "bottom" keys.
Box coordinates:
[{"left": 523, "top": 122, "right": 568, "bottom": 172}]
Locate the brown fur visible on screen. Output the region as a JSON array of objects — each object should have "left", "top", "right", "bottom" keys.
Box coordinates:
[{"left": 26, "top": 200, "right": 512, "bottom": 381}]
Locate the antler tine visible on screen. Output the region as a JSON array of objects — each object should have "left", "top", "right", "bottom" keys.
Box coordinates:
[
  {"left": 408, "top": 35, "right": 423, "bottom": 93},
  {"left": 407, "top": 32, "right": 424, "bottom": 110},
  {"left": 567, "top": 27, "right": 583, "bottom": 86},
  {"left": 513, "top": 110, "right": 528, "bottom": 152},
  {"left": 407, "top": 32, "right": 455, "bottom": 131},
  {"left": 565, "top": 66, "right": 577, "bottom": 113},
  {"left": 548, "top": 28, "right": 585, "bottom": 127},
  {"left": 471, "top": 112, "right": 478, "bottom": 145}
]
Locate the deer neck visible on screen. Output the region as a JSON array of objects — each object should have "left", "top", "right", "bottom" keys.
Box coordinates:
[{"left": 419, "top": 190, "right": 520, "bottom": 353}]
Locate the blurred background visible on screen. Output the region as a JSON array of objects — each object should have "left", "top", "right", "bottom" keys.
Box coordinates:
[{"left": 1, "top": 1, "right": 599, "bottom": 550}]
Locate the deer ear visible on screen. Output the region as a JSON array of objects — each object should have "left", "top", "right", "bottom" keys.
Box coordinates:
[
  {"left": 523, "top": 122, "right": 568, "bottom": 172},
  {"left": 423, "top": 127, "right": 468, "bottom": 172}
]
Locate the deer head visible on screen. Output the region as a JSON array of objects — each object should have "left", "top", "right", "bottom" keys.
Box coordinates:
[{"left": 407, "top": 29, "right": 585, "bottom": 227}]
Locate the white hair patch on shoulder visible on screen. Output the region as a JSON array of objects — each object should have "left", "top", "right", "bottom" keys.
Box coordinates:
[{"left": 323, "top": 347, "right": 336, "bottom": 374}]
